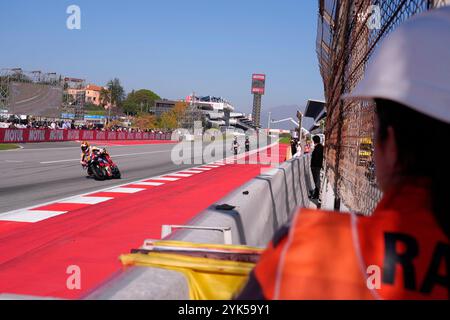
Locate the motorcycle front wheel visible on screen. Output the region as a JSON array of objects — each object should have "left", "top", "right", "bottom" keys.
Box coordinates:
[
  {"left": 91, "top": 164, "right": 107, "bottom": 181},
  {"left": 112, "top": 166, "right": 121, "bottom": 179}
]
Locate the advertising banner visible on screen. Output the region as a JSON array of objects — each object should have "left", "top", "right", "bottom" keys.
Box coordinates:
[
  {"left": 0, "top": 128, "right": 173, "bottom": 143},
  {"left": 251, "top": 74, "right": 266, "bottom": 95}
]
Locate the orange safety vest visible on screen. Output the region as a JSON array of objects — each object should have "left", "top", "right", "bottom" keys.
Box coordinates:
[{"left": 248, "top": 180, "right": 449, "bottom": 300}]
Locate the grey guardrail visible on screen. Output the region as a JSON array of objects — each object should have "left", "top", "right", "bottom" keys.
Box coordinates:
[{"left": 86, "top": 154, "right": 314, "bottom": 300}]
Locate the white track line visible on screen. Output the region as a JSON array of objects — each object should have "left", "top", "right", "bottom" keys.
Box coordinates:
[
  {"left": 105, "top": 187, "right": 145, "bottom": 193},
  {"left": 201, "top": 165, "right": 220, "bottom": 168},
  {"left": 178, "top": 170, "right": 202, "bottom": 174},
  {"left": 132, "top": 181, "right": 165, "bottom": 186},
  {"left": 0, "top": 167, "right": 191, "bottom": 219},
  {"left": 0, "top": 168, "right": 191, "bottom": 221},
  {"left": 59, "top": 196, "right": 113, "bottom": 204},
  {"left": 192, "top": 167, "right": 212, "bottom": 171},
  {"left": 39, "top": 150, "right": 169, "bottom": 164},
  {"left": 15, "top": 146, "right": 80, "bottom": 152},
  {"left": 0, "top": 210, "right": 68, "bottom": 223},
  {"left": 39, "top": 158, "right": 84, "bottom": 164},
  {"left": 165, "top": 173, "right": 192, "bottom": 177},
  {"left": 149, "top": 177, "right": 180, "bottom": 181}
]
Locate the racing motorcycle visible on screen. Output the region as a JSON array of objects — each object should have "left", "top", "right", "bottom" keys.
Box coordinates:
[{"left": 83, "top": 148, "right": 121, "bottom": 181}]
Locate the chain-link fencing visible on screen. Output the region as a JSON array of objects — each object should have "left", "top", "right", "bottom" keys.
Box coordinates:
[{"left": 316, "top": 0, "right": 449, "bottom": 214}]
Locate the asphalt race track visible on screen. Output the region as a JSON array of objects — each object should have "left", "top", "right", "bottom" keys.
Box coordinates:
[
  {"left": 0, "top": 139, "right": 286, "bottom": 298},
  {"left": 0, "top": 141, "right": 197, "bottom": 213}
]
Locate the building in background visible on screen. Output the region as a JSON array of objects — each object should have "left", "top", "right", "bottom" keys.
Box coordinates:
[
  {"left": 66, "top": 83, "right": 104, "bottom": 106},
  {"left": 153, "top": 95, "right": 255, "bottom": 131},
  {"left": 185, "top": 95, "right": 256, "bottom": 131},
  {"left": 85, "top": 84, "right": 103, "bottom": 106},
  {"left": 152, "top": 99, "right": 177, "bottom": 117}
]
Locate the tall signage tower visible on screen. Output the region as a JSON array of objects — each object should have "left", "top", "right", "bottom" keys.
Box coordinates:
[{"left": 251, "top": 74, "right": 265, "bottom": 128}]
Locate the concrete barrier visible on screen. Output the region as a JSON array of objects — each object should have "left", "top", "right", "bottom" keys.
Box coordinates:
[{"left": 86, "top": 154, "right": 313, "bottom": 300}]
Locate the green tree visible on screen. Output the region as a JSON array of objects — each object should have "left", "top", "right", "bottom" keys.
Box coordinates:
[
  {"left": 159, "top": 111, "right": 178, "bottom": 129},
  {"left": 84, "top": 103, "right": 104, "bottom": 111},
  {"left": 99, "top": 88, "right": 111, "bottom": 107},
  {"left": 63, "top": 93, "right": 75, "bottom": 105},
  {"left": 125, "top": 89, "right": 161, "bottom": 113},
  {"left": 132, "top": 114, "right": 157, "bottom": 129},
  {"left": 122, "top": 100, "right": 140, "bottom": 116},
  {"left": 173, "top": 101, "right": 187, "bottom": 122},
  {"left": 103, "top": 78, "right": 125, "bottom": 108},
  {"left": 154, "top": 102, "right": 187, "bottom": 129}
]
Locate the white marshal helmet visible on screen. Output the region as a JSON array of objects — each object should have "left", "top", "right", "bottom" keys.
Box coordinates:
[{"left": 343, "top": 6, "right": 450, "bottom": 124}]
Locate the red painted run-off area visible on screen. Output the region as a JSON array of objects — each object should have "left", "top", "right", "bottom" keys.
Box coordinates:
[{"left": 0, "top": 144, "right": 288, "bottom": 299}]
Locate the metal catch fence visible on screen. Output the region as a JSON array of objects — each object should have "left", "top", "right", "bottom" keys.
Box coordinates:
[{"left": 316, "top": 0, "right": 449, "bottom": 214}]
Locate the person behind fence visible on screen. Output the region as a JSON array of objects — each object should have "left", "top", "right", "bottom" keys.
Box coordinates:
[
  {"left": 232, "top": 136, "right": 240, "bottom": 156},
  {"left": 290, "top": 137, "right": 297, "bottom": 156},
  {"left": 236, "top": 6, "right": 450, "bottom": 300},
  {"left": 309, "top": 135, "right": 323, "bottom": 199}
]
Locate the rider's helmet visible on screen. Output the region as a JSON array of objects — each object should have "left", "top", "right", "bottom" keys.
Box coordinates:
[
  {"left": 81, "top": 141, "right": 90, "bottom": 153},
  {"left": 91, "top": 146, "right": 101, "bottom": 154}
]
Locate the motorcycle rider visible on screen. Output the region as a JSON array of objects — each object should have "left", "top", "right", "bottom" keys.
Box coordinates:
[
  {"left": 80, "top": 141, "right": 113, "bottom": 176},
  {"left": 97, "top": 147, "right": 114, "bottom": 167},
  {"left": 80, "top": 141, "right": 94, "bottom": 176}
]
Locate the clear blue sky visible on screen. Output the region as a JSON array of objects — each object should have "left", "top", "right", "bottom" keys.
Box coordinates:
[{"left": 0, "top": 0, "right": 324, "bottom": 114}]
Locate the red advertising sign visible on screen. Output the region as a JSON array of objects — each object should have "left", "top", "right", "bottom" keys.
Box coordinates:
[
  {"left": 0, "top": 129, "right": 173, "bottom": 143},
  {"left": 251, "top": 74, "right": 266, "bottom": 95}
]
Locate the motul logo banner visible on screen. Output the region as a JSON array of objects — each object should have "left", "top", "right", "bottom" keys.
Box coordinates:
[
  {"left": 2, "top": 129, "right": 24, "bottom": 142},
  {"left": 82, "top": 131, "right": 94, "bottom": 140},
  {"left": 28, "top": 130, "right": 46, "bottom": 142},
  {"left": 49, "top": 130, "right": 64, "bottom": 141},
  {"left": 107, "top": 132, "right": 117, "bottom": 140},
  {"left": 0, "top": 129, "right": 173, "bottom": 143},
  {"left": 67, "top": 130, "right": 80, "bottom": 140},
  {"left": 95, "top": 131, "right": 106, "bottom": 140}
]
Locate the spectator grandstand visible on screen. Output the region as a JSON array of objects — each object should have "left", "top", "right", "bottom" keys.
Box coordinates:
[
  {"left": 9, "top": 82, "right": 63, "bottom": 117},
  {"left": 0, "top": 68, "right": 63, "bottom": 117}
]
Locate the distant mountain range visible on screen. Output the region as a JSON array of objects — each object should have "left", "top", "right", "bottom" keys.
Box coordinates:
[{"left": 259, "top": 104, "right": 315, "bottom": 131}]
